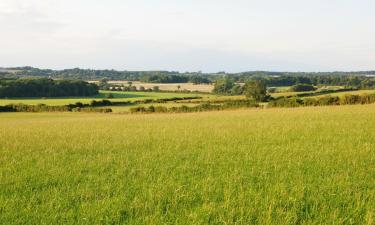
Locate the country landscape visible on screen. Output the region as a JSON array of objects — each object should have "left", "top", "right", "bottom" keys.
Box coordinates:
[{"left": 1, "top": 0, "right": 375, "bottom": 224}]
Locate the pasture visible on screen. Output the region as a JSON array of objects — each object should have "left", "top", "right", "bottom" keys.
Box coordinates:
[{"left": 1, "top": 105, "right": 375, "bottom": 224}]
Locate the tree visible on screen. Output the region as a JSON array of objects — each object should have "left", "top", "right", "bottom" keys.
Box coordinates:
[
  {"left": 0, "top": 78, "right": 98, "bottom": 98},
  {"left": 244, "top": 80, "right": 269, "bottom": 102},
  {"left": 152, "top": 86, "right": 160, "bottom": 92},
  {"left": 212, "top": 77, "right": 235, "bottom": 94},
  {"left": 230, "top": 85, "right": 243, "bottom": 95},
  {"left": 98, "top": 78, "right": 110, "bottom": 90},
  {"left": 106, "top": 93, "right": 114, "bottom": 99}
]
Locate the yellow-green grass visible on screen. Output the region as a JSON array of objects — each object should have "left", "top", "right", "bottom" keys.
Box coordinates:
[
  {"left": 1, "top": 105, "right": 375, "bottom": 224},
  {"left": 0, "top": 91, "right": 208, "bottom": 106}
]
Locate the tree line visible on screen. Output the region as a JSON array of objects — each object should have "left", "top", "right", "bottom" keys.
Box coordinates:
[
  {"left": 0, "top": 78, "right": 98, "bottom": 98},
  {"left": 129, "top": 100, "right": 259, "bottom": 114},
  {"left": 5, "top": 67, "right": 375, "bottom": 87},
  {"left": 0, "top": 104, "right": 112, "bottom": 113},
  {"left": 212, "top": 76, "right": 375, "bottom": 96},
  {"left": 6, "top": 67, "right": 213, "bottom": 83}
]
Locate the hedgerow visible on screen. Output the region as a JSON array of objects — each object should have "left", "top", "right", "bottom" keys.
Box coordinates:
[{"left": 268, "top": 93, "right": 375, "bottom": 108}]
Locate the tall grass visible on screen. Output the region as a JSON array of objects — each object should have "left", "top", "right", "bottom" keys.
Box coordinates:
[{"left": 1, "top": 105, "right": 375, "bottom": 224}]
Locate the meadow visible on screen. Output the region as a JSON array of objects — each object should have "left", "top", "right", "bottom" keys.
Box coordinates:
[{"left": 1, "top": 105, "right": 375, "bottom": 224}]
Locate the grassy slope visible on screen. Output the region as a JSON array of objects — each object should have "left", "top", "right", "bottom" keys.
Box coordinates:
[
  {"left": 0, "top": 91, "right": 207, "bottom": 106},
  {"left": 1, "top": 105, "right": 375, "bottom": 224}
]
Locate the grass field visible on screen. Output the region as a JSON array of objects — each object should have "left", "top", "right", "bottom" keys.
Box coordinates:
[
  {"left": 104, "top": 81, "right": 214, "bottom": 93},
  {"left": 1, "top": 105, "right": 375, "bottom": 224},
  {"left": 0, "top": 91, "right": 206, "bottom": 106}
]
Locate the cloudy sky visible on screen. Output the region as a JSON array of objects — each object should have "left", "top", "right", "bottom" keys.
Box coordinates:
[{"left": 0, "top": 0, "right": 374, "bottom": 72}]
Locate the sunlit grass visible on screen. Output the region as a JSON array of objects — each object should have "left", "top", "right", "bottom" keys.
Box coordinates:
[{"left": 1, "top": 105, "right": 375, "bottom": 224}]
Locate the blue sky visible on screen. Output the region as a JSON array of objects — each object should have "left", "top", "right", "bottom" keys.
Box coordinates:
[{"left": 0, "top": 0, "right": 374, "bottom": 72}]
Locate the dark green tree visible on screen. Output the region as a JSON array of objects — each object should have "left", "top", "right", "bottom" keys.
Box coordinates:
[
  {"left": 152, "top": 86, "right": 160, "bottom": 92},
  {"left": 244, "top": 80, "right": 269, "bottom": 102},
  {"left": 212, "top": 77, "right": 235, "bottom": 94}
]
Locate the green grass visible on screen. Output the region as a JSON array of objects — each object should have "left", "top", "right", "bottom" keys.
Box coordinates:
[
  {"left": 0, "top": 91, "right": 207, "bottom": 106},
  {"left": 1, "top": 105, "right": 375, "bottom": 224}
]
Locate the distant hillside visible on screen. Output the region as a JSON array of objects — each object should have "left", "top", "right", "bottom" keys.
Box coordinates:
[
  {"left": 2, "top": 67, "right": 375, "bottom": 88},
  {"left": 5, "top": 66, "right": 375, "bottom": 79}
]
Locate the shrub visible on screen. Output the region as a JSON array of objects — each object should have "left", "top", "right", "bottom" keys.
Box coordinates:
[
  {"left": 268, "top": 93, "right": 375, "bottom": 108},
  {"left": 106, "top": 93, "right": 115, "bottom": 99},
  {"left": 72, "top": 107, "right": 112, "bottom": 113},
  {"left": 289, "top": 84, "right": 316, "bottom": 92}
]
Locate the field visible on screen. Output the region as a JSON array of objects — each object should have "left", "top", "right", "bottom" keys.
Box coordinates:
[
  {"left": 1, "top": 105, "right": 375, "bottom": 224},
  {"left": 105, "top": 81, "right": 214, "bottom": 93},
  {"left": 2, "top": 88, "right": 375, "bottom": 114}
]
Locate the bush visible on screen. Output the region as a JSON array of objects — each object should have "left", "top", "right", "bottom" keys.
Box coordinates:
[
  {"left": 268, "top": 93, "right": 375, "bottom": 108},
  {"left": 106, "top": 93, "right": 115, "bottom": 99},
  {"left": 129, "top": 100, "right": 259, "bottom": 114},
  {"left": 289, "top": 84, "right": 316, "bottom": 92},
  {"left": 72, "top": 107, "right": 112, "bottom": 113}
]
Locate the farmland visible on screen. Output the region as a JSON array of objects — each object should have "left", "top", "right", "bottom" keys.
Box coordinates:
[
  {"left": 1, "top": 105, "right": 375, "bottom": 224},
  {"left": 4, "top": 0, "right": 375, "bottom": 223},
  {"left": 2, "top": 87, "right": 375, "bottom": 113},
  {"left": 105, "top": 81, "right": 214, "bottom": 93}
]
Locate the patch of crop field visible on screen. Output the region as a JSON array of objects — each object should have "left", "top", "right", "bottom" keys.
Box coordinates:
[
  {"left": 0, "top": 91, "right": 208, "bottom": 106},
  {"left": 270, "top": 86, "right": 345, "bottom": 98},
  {"left": 104, "top": 81, "right": 214, "bottom": 93},
  {"left": 1, "top": 105, "right": 375, "bottom": 224}
]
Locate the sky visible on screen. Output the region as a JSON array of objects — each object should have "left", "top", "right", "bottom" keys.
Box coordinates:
[{"left": 0, "top": 0, "right": 374, "bottom": 72}]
